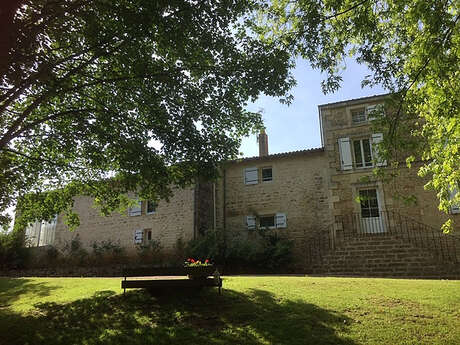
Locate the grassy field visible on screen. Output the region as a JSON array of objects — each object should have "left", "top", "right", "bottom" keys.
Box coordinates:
[{"left": 0, "top": 276, "right": 459, "bottom": 345}]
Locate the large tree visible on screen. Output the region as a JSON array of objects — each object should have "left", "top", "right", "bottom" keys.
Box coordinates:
[
  {"left": 258, "top": 0, "right": 459, "bottom": 229},
  {"left": 1, "top": 0, "right": 295, "bottom": 230}
]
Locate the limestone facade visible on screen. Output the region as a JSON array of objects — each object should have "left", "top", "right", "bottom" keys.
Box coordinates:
[{"left": 25, "top": 94, "right": 459, "bottom": 265}]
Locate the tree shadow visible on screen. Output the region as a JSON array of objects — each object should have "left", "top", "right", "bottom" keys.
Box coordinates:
[
  {"left": 0, "top": 287, "right": 357, "bottom": 345},
  {"left": 0, "top": 278, "right": 58, "bottom": 307}
]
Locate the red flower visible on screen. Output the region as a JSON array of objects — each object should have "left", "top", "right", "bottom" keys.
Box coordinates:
[
  {"left": 190, "top": 259, "right": 195, "bottom": 263},
  {"left": 205, "top": 259, "right": 209, "bottom": 264}
]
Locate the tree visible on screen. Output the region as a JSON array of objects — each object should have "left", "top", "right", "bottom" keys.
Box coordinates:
[
  {"left": 1, "top": 0, "right": 295, "bottom": 230},
  {"left": 258, "top": 0, "right": 459, "bottom": 229}
]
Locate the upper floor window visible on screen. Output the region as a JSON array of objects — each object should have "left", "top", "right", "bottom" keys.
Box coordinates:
[
  {"left": 128, "top": 200, "right": 142, "bottom": 216},
  {"left": 262, "top": 167, "right": 273, "bottom": 182},
  {"left": 353, "top": 138, "right": 373, "bottom": 168},
  {"left": 338, "top": 133, "right": 386, "bottom": 170},
  {"left": 146, "top": 200, "right": 157, "bottom": 214},
  {"left": 351, "top": 108, "right": 366, "bottom": 124},
  {"left": 246, "top": 213, "right": 287, "bottom": 229}
]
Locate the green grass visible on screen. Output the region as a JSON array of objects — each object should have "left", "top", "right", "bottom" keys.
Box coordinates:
[{"left": 0, "top": 276, "right": 459, "bottom": 345}]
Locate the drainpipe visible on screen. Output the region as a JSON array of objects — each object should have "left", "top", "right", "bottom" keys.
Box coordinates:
[
  {"left": 213, "top": 182, "right": 217, "bottom": 232},
  {"left": 223, "top": 167, "right": 227, "bottom": 249}
]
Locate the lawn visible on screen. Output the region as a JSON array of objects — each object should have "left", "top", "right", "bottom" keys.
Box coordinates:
[{"left": 0, "top": 276, "right": 459, "bottom": 345}]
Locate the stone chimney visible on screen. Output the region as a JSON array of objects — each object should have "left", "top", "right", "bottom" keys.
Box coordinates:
[{"left": 258, "top": 129, "right": 268, "bottom": 157}]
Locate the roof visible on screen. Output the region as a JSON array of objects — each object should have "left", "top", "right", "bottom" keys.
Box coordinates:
[
  {"left": 227, "top": 147, "right": 324, "bottom": 164},
  {"left": 318, "top": 93, "right": 390, "bottom": 109}
]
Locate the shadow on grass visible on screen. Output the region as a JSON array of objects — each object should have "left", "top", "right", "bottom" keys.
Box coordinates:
[
  {"left": 0, "top": 287, "right": 357, "bottom": 345},
  {"left": 0, "top": 278, "right": 58, "bottom": 308}
]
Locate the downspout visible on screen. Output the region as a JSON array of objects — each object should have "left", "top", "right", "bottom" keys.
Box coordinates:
[
  {"left": 223, "top": 166, "right": 227, "bottom": 249},
  {"left": 213, "top": 182, "right": 217, "bottom": 232}
]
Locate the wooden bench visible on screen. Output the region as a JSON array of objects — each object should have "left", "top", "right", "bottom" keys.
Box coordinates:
[{"left": 121, "top": 266, "right": 222, "bottom": 294}]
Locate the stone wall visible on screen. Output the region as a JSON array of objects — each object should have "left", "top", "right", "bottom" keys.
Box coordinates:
[
  {"left": 54, "top": 186, "right": 196, "bottom": 254},
  {"left": 320, "top": 96, "right": 460, "bottom": 232},
  {"left": 215, "top": 150, "right": 331, "bottom": 265}
]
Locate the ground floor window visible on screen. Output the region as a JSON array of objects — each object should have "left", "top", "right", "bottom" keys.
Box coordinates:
[{"left": 359, "top": 189, "right": 379, "bottom": 218}]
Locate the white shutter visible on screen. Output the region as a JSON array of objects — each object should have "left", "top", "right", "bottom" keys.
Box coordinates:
[
  {"left": 449, "top": 187, "right": 460, "bottom": 214},
  {"left": 244, "top": 168, "right": 258, "bottom": 185},
  {"left": 371, "top": 133, "right": 387, "bottom": 166},
  {"left": 134, "top": 229, "right": 144, "bottom": 244},
  {"left": 246, "top": 215, "right": 256, "bottom": 230},
  {"left": 129, "top": 200, "right": 142, "bottom": 216},
  {"left": 366, "top": 105, "right": 377, "bottom": 121},
  {"left": 275, "top": 213, "right": 287, "bottom": 228},
  {"left": 338, "top": 138, "right": 353, "bottom": 170}
]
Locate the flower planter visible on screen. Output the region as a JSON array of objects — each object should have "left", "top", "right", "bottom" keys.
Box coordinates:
[{"left": 185, "top": 266, "right": 215, "bottom": 280}]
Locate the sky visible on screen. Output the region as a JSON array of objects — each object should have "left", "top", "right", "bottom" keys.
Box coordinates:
[{"left": 239, "top": 58, "right": 385, "bottom": 158}]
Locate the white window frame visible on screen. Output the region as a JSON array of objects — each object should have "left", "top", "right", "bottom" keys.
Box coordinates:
[
  {"left": 259, "top": 215, "right": 276, "bottom": 229},
  {"left": 128, "top": 200, "right": 142, "bottom": 216},
  {"left": 351, "top": 107, "right": 367, "bottom": 124},
  {"left": 261, "top": 167, "right": 273, "bottom": 182},
  {"left": 146, "top": 200, "right": 157, "bottom": 215},
  {"left": 449, "top": 187, "right": 460, "bottom": 214},
  {"left": 244, "top": 167, "right": 259, "bottom": 185},
  {"left": 353, "top": 138, "right": 373, "bottom": 169}
]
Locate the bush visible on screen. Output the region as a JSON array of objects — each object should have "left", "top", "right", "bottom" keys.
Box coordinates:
[
  {"left": 91, "top": 240, "right": 125, "bottom": 265},
  {"left": 136, "top": 240, "right": 162, "bottom": 265},
  {"left": 62, "top": 235, "right": 88, "bottom": 266},
  {"left": 0, "top": 229, "right": 29, "bottom": 269},
  {"left": 186, "top": 229, "right": 294, "bottom": 271}
]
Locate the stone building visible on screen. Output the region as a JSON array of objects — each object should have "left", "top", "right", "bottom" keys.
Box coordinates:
[{"left": 25, "top": 94, "right": 460, "bottom": 276}]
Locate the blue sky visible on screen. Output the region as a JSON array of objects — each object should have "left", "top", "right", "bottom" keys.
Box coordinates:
[{"left": 239, "top": 58, "right": 385, "bottom": 157}]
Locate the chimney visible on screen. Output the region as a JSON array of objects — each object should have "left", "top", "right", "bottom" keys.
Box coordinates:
[{"left": 258, "top": 129, "right": 268, "bottom": 157}]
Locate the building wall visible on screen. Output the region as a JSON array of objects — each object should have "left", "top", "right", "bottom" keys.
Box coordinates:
[
  {"left": 53, "top": 186, "right": 196, "bottom": 254},
  {"left": 320, "top": 96, "right": 460, "bottom": 232},
  {"left": 215, "top": 150, "right": 331, "bottom": 264}
]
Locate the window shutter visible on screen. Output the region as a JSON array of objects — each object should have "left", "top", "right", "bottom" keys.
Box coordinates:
[
  {"left": 244, "top": 168, "right": 259, "bottom": 185},
  {"left": 275, "top": 213, "right": 287, "bottom": 228},
  {"left": 371, "top": 133, "right": 387, "bottom": 166},
  {"left": 338, "top": 138, "right": 353, "bottom": 170},
  {"left": 449, "top": 187, "right": 460, "bottom": 214},
  {"left": 129, "top": 200, "right": 142, "bottom": 216},
  {"left": 246, "top": 215, "right": 256, "bottom": 230},
  {"left": 134, "top": 229, "right": 143, "bottom": 244}
]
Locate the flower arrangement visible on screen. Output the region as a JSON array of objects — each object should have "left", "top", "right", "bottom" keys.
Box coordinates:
[{"left": 184, "top": 258, "right": 212, "bottom": 267}]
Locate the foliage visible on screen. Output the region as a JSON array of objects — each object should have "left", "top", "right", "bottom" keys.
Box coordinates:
[
  {"left": 186, "top": 229, "right": 294, "bottom": 270},
  {"left": 258, "top": 0, "right": 459, "bottom": 227},
  {"left": 135, "top": 239, "right": 162, "bottom": 264},
  {"left": 0, "top": 229, "right": 29, "bottom": 269},
  {"left": 91, "top": 240, "right": 124, "bottom": 258},
  {"left": 62, "top": 235, "right": 88, "bottom": 266},
  {"left": 1, "top": 0, "right": 295, "bottom": 231},
  {"left": 184, "top": 258, "right": 211, "bottom": 267}
]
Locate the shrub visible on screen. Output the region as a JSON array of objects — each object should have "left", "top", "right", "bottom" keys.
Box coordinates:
[
  {"left": 0, "top": 229, "right": 29, "bottom": 269},
  {"left": 62, "top": 235, "right": 88, "bottom": 266},
  {"left": 186, "top": 229, "right": 294, "bottom": 271},
  {"left": 91, "top": 239, "right": 125, "bottom": 265},
  {"left": 136, "top": 239, "right": 162, "bottom": 265}
]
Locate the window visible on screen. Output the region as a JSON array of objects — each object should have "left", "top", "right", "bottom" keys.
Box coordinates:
[
  {"left": 146, "top": 200, "right": 157, "bottom": 214},
  {"left": 128, "top": 200, "right": 142, "bottom": 216},
  {"left": 247, "top": 213, "right": 287, "bottom": 230},
  {"left": 353, "top": 138, "right": 373, "bottom": 168},
  {"left": 259, "top": 215, "right": 275, "bottom": 229},
  {"left": 351, "top": 108, "right": 366, "bottom": 124},
  {"left": 262, "top": 167, "right": 273, "bottom": 182},
  {"left": 145, "top": 229, "right": 152, "bottom": 242},
  {"left": 359, "top": 189, "right": 380, "bottom": 218},
  {"left": 449, "top": 186, "right": 460, "bottom": 214},
  {"left": 244, "top": 167, "right": 258, "bottom": 185}
]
